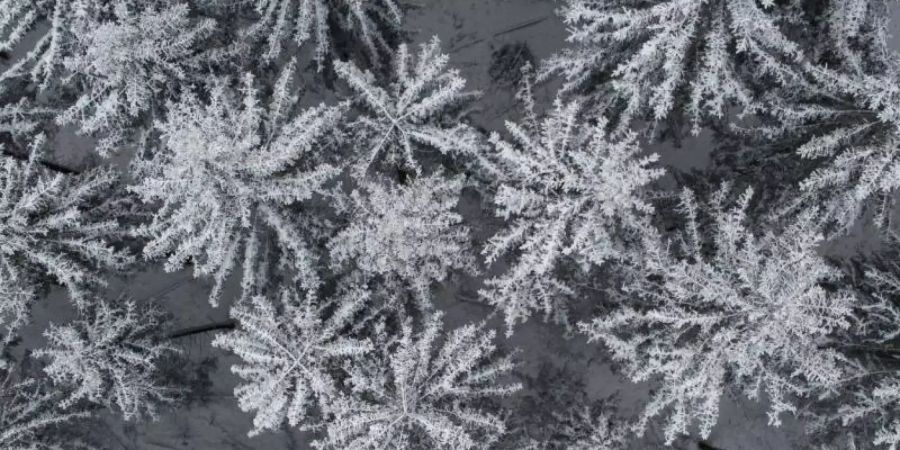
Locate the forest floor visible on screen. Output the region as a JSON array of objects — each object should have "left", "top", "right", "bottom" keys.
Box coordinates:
[{"left": 19, "top": 0, "right": 900, "bottom": 448}]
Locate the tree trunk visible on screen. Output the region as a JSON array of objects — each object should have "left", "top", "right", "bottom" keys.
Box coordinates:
[
  {"left": 1, "top": 147, "right": 80, "bottom": 174},
  {"left": 168, "top": 320, "right": 236, "bottom": 339}
]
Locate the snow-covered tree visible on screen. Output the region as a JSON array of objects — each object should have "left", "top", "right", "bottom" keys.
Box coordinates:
[
  {"left": 761, "top": 55, "right": 900, "bottom": 231},
  {"left": 334, "top": 36, "right": 482, "bottom": 176},
  {"left": 582, "top": 186, "right": 857, "bottom": 443},
  {"left": 480, "top": 85, "right": 664, "bottom": 333},
  {"left": 132, "top": 61, "right": 346, "bottom": 305},
  {"left": 319, "top": 313, "right": 520, "bottom": 449},
  {"left": 328, "top": 173, "right": 476, "bottom": 306},
  {"left": 55, "top": 2, "right": 219, "bottom": 156},
  {"left": 242, "top": 0, "right": 402, "bottom": 68},
  {"left": 34, "top": 299, "right": 177, "bottom": 421},
  {"left": 0, "top": 137, "right": 131, "bottom": 309},
  {"left": 0, "top": 372, "right": 90, "bottom": 450},
  {"left": 542, "top": 0, "right": 807, "bottom": 132},
  {"left": 212, "top": 287, "right": 372, "bottom": 436}
]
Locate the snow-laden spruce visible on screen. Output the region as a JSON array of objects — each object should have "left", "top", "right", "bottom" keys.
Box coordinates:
[
  {"left": 480, "top": 83, "right": 664, "bottom": 333},
  {"left": 244, "top": 0, "right": 401, "bottom": 68},
  {"left": 56, "top": 3, "right": 219, "bottom": 156},
  {"left": 319, "top": 313, "right": 520, "bottom": 450},
  {"left": 35, "top": 299, "right": 177, "bottom": 421},
  {"left": 213, "top": 288, "right": 372, "bottom": 436},
  {"left": 763, "top": 53, "right": 900, "bottom": 231},
  {"left": 0, "top": 138, "right": 130, "bottom": 312},
  {"left": 582, "top": 186, "right": 857, "bottom": 443},
  {"left": 335, "top": 36, "right": 482, "bottom": 176},
  {"left": 0, "top": 373, "right": 90, "bottom": 450},
  {"left": 132, "top": 61, "right": 346, "bottom": 305},
  {"left": 543, "top": 0, "right": 805, "bottom": 132},
  {"left": 329, "top": 173, "right": 476, "bottom": 306}
]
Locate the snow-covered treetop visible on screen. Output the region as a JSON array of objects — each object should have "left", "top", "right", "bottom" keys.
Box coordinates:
[
  {"left": 480, "top": 80, "right": 664, "bottom": 333},
  {"left": 34, "top": 299, "right": 177, "bottom": 422},
  {"left": 132, "top": 61, "right": 346, "bottom": 305},
  {"left": 583, "top": 185, "right": 857, "bottom": 443},
  {"left": 56, "top": 2, "right": 219, "bottom": 156},
  {"left": 543, "top": 0, "right": 807, "bottom": 132},
  {"left": 0, "top": 137, "right": 130, "bottom": 309},
  {"left": 335, "top": 36, "right": 482, "bottom": 176},
  {"left": 212, "top": 287, "right": 372, "bottom": 436},
  {"left": 319, "top": 312, "right": 520, "bottom": 449},
  {"left": 243, "top": 0, "right": 402, "bottom": 69},
  {"left": 328, "top": 173, "right": 476, "bottom": 306}
]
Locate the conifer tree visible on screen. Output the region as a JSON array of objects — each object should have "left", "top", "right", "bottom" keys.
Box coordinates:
[
  {"left": 212, "top": 287, "right": 372, "bottom": 436},
  {"left": 35, "top": 299, "right": 177, "bottom": 421},
  {"left": 583, "top": 186, "right": 857, "bottom": 443},
  {"left": 132, "top": 61, "right": 346, "bottom": 305},
  {"left": 319, "top": 313, "right": 520, "bottom": 449},
  {"left": 480, "top": 77, "right": 664, "bottom": 333},
  {"left": 334, "top": 36, "right": 482, "bottom": 176},
  {"left": 0, "top": 137, "right": 130, "bottom": 309}
]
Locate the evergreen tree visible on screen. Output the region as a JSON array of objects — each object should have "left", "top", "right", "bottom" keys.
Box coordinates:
[
  {"left": 132, "top": 61, "right": 345, "bottom": 305},
  {"left": 583, "top": 186, "right": 857, "bottom": 443},
  {"left": 212, "top": 287, "right": 372, "bottom": 436},
  {"left": 35, "top": 299, "right": 178, "bottom": 421},
  {"left": 334, "top": 36, "right": 482, "bottom": 176},
  {"left": 319, "top": 313, "right": 520, "bottom": 449}
]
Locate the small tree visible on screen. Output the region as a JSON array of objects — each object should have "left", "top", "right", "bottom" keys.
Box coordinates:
[
  {"left": 0, "top": 0, "right": 112, "bottom": 87},
  {"left": 35, "top": 299, "right": 177, "bottom": 421},
  {"left": 319, "top": 313, "right": 520, "bottom": 449},
  {"left": 212, "top": 287, "right": 372, "bottom": 436},
  {"left": 329, "top": 173, "right": 476, "bottom": 306},
  {"left": 334, "top": 36, "right": 482, "bottom": 176},
  {"left": 804, "top": 259, "right": 900, "bottom": 450}
]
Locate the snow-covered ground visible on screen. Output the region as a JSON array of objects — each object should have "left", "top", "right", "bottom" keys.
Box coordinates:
[{"left": 17, "top": 0, "right": 887, "bottom": 448}]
